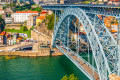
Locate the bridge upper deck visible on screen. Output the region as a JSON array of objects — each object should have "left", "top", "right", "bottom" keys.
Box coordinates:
[{"left": 42, "top": 4, "right": 120, "bottom": 18}]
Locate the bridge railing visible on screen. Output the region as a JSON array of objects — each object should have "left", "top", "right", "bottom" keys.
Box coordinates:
[
  {"left": 67, "top": 47, "right": 98, "bottom": 73},
  {"left": 56, "top": 45, "right": 93, "bottom": 79},
  {"left": 59, "top": 45, "right": 98, "bottom": 73}
]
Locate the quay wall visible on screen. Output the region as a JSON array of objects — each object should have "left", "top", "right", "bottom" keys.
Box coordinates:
[{"left": 0, "top": 48, "right": 50, "bottom": 57}]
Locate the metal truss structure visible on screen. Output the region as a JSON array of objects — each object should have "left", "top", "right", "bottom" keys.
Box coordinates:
[{"left": 42, "top": 4, "right": 120, "bottom": 80}]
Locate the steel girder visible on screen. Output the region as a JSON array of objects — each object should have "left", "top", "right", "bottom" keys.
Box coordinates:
[
  {"left": 56, "top": 45, "right": 94, "bottom": 79},
  {"left": 87, "top": 14, "right": 119, "bottom": 74},
  {"left": 52, "top": 7, "right": 117, "bottom": 80},
  {"left": 42, "top": 4, "right": 120, "bottom": 18}
]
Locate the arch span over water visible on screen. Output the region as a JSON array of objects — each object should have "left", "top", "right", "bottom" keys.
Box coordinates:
[{"left": 52, "top": 7, "right": 119, "bottom": 80}]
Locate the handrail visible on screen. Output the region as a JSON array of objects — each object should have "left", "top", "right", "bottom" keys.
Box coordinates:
[
  {"left": 56, "top": 45, "right": 93, "bottom": 80},
  {"left": 63, "top": 45, "right": 98, "bottom": 73}
]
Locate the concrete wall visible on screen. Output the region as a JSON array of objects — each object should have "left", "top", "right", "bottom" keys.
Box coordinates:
[
  {"left": 5, "top": 24, "right": 22, "bottom": 30},
  {"left": 37, "top": 48, "right": 50, "bottom": 56},
  {"left": 31, "top": 30, "right": 51, "bottom": 42},
  {"left": 5, "top": 26, "right": 20, "bottom": 30}
]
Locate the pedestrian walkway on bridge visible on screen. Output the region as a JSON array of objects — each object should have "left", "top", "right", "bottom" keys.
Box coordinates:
[{"left": 57, "top": 45, "right": 99, "bottom": 80}]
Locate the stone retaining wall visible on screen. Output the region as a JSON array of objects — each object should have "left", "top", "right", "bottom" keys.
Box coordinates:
[{"left": 0, "top": 48, "right": 50, "bottom": 57}]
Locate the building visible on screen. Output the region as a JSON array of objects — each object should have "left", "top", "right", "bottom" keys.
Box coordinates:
[
  {"left": 98, "top": 0, "right": 108, "bottom": 2},
  {"left": 111, "top": 24, "right": 118, "bottom": 39},
  {"left": 13, "top": 33, "right": 17, "bottom": 44},
  {"left": 61, "top": 0, "right": 82, "bottom": 4},
  {"left": 60, "top": 0, "right": 64, "bottom": 4},
  {"left": 0, "top": 5, "right": 2, "bottom": 9},
  {"left": 8, "top": 39, "right": 13, "bottom": 45},
  {"left": 5, "top": 17, "right": 13, "bottom": 24},
  {"left": 48, "top": 10, "right": 53, "bottom": 15},
  {"left": 111, "top": 24, "right": 118, "bottom": 33},
  {"left": 39, "top": 0, "right": 58, "bottom": 4},
  {"left": 0, "top": 9, "right": 4, "bottom": 15},
  {"left": 104, "top": 16, "right": 117, "bottom": 31},
  {"left": 0, "top": 0, "right": 12, "bottom": 4},
  {"left": 2, "top": 8, "right": 13, "bottom": 19},
  {"left": 0, "top": 31, "right": 7, "bottom": 46},
  {"left": 6, "top": 33, "right": 19, "bottom": 45},
  {"left": 27, "top": 14, "right": 38, "bottom": 29},
  {"left": 36, "top": 15, "right": 46, "bottom": 26},
  {"left": 14, "top": 10, "right": 39, "bottom": 23},
  {"left": 17, "top": 37, "right": 22, "bottom": 44},
  {"left": 34, "top": 0, "right": 39, "bottom": 4},
  {"left": 19, "top": 33, "right": 28, "bottom": 38}
]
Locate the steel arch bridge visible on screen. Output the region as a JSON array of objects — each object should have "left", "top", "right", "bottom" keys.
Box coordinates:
[{"left": 42, "top": 4, "right": 120, "bottom": 80}]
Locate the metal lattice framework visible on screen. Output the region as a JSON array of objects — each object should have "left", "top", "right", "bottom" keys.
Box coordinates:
[{"left": 51, "top": 7, "right": 120, "bottom": 80}]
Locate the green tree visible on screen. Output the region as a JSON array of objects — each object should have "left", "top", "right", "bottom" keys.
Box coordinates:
[
  {"left": 30, "top": 7, "right": 42, "bottom": 12},
  {"left": 0, "top": 15, "right": 5, "bottom": 32},
  {"left": 13, "top": 4, "right": 31, "bottom": 11},
  {"left": 61, "top": 75, "right": 68, "bottom": 80},
  {"left": 46, "top": 14, "right": 55, "bottom": 30},
  {"left": 69, "top": 74, "right": 79, "bottom": 80},
  {"left": 20, "top": 26, "right": 28, "bottom": 31},
  {"left": 23, "top": 26, "right": 28, "bottom": 31},
  {"left": 61, "top": 74, "right": 79, "bottom": 80},
  {"left": 30, "top": 26, "right": 34, "bottom": 30}
]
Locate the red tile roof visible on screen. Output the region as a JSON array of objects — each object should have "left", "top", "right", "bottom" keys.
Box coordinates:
[
  {"left": 15, "top": 10, "right": 39, "bottom": 13},
  {"left": 112, "top": 24, "right": 118, "bottom": 26},
  {"left": 111, "top": 30, "right": 117, "bottom": 33},
  {"left": 0, "top": 31, "right": 6, "bottom": 36},
  {"left": 0, "top": 9, "right": 3, "bottom": 10},
  {"left": 37, "top": 15, "right": 46, "bottom": 20},
  {"left": 110, "top": 0, "right": 120, "bottom": 2}
]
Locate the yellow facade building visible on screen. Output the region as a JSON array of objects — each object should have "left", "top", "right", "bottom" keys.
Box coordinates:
[{"left": 36, "top": 15, "right": 46, "bottom": 26}]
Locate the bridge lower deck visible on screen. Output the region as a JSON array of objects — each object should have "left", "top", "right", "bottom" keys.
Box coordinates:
[{"left": 60, "top": 46, "right": 100, "bottom": 80}]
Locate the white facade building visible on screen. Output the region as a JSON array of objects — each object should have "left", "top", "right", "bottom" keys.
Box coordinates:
[
  {"left": 14, "top": 10, "right": 39, "bottom": 23},
  {"left": 5, "top": 17, "right": 13, "bottom": 24},
  {"left": 19, "top": 33, "right": 28, "bottom": 38},
  {"left": 111, "top": 24, "right": 118, "bottom": 32},
  {"left": 9, "top": 40, "right": 13, "bottom": 45}
]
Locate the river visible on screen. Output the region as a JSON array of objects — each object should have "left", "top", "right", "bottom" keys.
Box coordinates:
[{"left": 0, "top": 56, "right": 89, "bottom": 80}]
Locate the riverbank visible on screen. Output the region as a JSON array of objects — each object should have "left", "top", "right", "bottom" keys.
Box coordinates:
[{"left": 0, "top": 48, "right": 63, "bottom": 57}]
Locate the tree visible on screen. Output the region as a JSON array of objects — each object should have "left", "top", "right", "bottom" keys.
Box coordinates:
[
  {"left": 30, "top": 26, "right": 34, "bottom": 30},
  {"left": 20, "top": 26, "right": 28, "bottom": 31},
  {"left": 69, "top": 74, "right": 79, "bottom": 80},
  {"left": 0, "top": 15, "right": 5, "bottom": 32},
  {"left": 61, "top": 74, "right": 79, "bottom": 80},
  {"left": 23, "top": 26, "right": 28, "bottom": 31},
  {"left": 21, "top": 1, "right": 23, "bottom": 3},
  {"left": 61, "top": 75, "right": 68, "bottom": 80},
  {"left": 46, "top": 14, "right": 55, "bottom": 30},
  {"left": 30, "top": 7, "right": 42, "bottom": 12}
]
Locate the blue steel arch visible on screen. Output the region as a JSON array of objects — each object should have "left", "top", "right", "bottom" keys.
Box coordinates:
[{"left": 52, "top": 7, "right": 118, "bottom": 80}]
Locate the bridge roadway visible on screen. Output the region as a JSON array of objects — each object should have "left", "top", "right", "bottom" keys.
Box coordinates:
[
  {"left": 56, "top": 45, "right": 99, "bottom": 80},
  {"left": 0, "top": 42, "right": 33, "bottom": 51},
  {"left": 42, "top": 4, "right": 120, "bottom": 18}
]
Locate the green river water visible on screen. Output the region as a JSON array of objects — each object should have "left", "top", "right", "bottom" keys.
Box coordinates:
[{"left": 0, "top": 56, "right": 89, "bottom": 80}]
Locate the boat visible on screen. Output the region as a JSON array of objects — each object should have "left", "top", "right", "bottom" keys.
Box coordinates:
[{"left": 5, "top": 56, "right": 17, "bottom": 60}]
